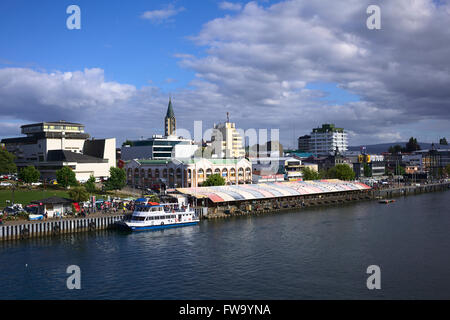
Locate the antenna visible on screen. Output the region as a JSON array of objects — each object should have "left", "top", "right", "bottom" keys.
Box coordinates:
[{"left": 226, "top": 112, "right": 230, "bottom": 122}]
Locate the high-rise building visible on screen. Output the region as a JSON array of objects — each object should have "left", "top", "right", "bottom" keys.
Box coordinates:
[
  {"left": 165, "top": 98, "right": 176, "bottom": 137},
  {"left": 211, "top": 113, "right": 245, "bottom": 158},
  {"left": 309, "top": 124, "right": 348, "bottom": 155},
  {"left": 297, "top": 135, "right": 311, "bottom": 152}
]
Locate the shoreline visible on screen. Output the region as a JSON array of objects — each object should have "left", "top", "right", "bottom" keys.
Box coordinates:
[{"left": 1, "top": 181, "right": 449, "bottom": 241}]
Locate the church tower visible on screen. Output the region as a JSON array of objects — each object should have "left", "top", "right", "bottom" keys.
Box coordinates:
[{"left": 165, "top": 97, "right": 176, "bottom": 136}]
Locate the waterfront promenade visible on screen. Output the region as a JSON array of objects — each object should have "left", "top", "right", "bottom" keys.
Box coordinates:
[{"left": 1, "top": 181, "right": 448, "bottom": 241}]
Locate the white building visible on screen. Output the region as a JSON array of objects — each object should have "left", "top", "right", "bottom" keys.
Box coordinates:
[
  {"left": 211, "top": 114, "right": 245, "bottom": 158},
  {"left": 1, "top": 121, "right": 116, "bottom": 182},
  {"left": 125, "top": 157, "right": 252, "bottom": 188},
  {"left": 309, "top": 124, "right": 348, "bottom": 155},
  {"left": 121, "top": 135, "right": 198, "bottom": 161}
]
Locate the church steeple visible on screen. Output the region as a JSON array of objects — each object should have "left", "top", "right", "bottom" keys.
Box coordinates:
[{"left": 165, "top": 97, "right": 176, "bottom": 136}]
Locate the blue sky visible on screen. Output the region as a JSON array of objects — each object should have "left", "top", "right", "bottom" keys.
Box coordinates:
[{"left": 1, "top": 0, "right": 449, "bottom": 148}]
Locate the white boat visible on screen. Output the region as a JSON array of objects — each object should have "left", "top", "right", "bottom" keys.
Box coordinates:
[{"left": 117, "top": 202, "right": 199, "bottom": 232}]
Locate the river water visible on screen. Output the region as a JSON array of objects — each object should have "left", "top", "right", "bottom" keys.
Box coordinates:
[{"left": 1, "top": 191, "right": 449, "bottom": 299}]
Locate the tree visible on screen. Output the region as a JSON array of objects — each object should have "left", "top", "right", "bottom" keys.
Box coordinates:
[
  {"left": 440, "top": 137, "right": 448, "bottom": 145},
  {"left": 84, "top": 175, "right": 97, "bottom": 193},
  {"left": 148, "top": 195, "right": 160, "bottom": 203},
  {"left": 122, "top": 140, "right": 134, "bottom": 147},
  {"left": 445, "top": 164, "right": 450, "bottom": 176},
  {"left": 18, "top": 166, "right": 40, "bottom": 184},
  {"left": 328, "top": 164, "right": 355, "bottom": 181},
  {"left": 68, "top": 186, "right": 89, "bottom": 202},
  {"left": 56, "top": 166, "right": 78, "bottom": 188},
  {"left": 301, "top": 167, "right": 320, "bottom": 180},
  {"left": 202, "top": 174, "right": 226, "bottom": 186},
  {"left": 395, "top": 164, "right": 406, "bottom": 175},
  {"left": 363, "top": 163, "right": 372, "bottom": 178},
  {"left": 388, "top": 145, "right": 403, "bottom": 154},
  {"left": 104, "top": 167, "right": 126, "bottom": 191},
  {"left": 0, "top": 149, "right": 17, "bottom": 174},
  {"left": 405, "top": 137, "right": 421, "bottom": 152}
]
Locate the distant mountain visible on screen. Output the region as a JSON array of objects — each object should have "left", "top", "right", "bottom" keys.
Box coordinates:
[{"left": 348, "top": 142, "right": 435, "bottom": 154}]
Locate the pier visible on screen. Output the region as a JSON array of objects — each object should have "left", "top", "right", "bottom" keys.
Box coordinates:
[{"left": 0, "top": 214, "right": 124, "bottom": 241}]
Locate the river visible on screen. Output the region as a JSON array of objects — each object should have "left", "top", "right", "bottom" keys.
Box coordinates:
[{"left": 1, "top": 191, "right": 449, "bottom": 299}]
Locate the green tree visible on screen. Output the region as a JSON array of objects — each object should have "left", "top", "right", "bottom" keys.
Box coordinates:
[
  {"left": 104, "top": 167, "right": 127, "bottom": 191},
  {"left": 18, "top": 165, "right": 40, "bottom": 184},
  {"left": 68, "top": 186, "right": 89, "bottom": 202},
  {"left": 388, "top": 145, "right": 403, "bottom": 154},
  {"left": 202, "top": 174, "right": 226, "bottom": 186},
  {"left": 84, "top": 175, "right": 97, "bottom": 193},
  {"left": 328, "top": 164, "right": 355, "bottom": 181},
  {"left": 405, "top": 137, "right": 421, "bottom": 152},
  {"left": 395, "top": 164, "right": 406, "bottom": 175},
  {"left": 363, "top": 163, "right": 372, "bottom": 178},
  {"left": 122, "top": 140, "right": 134, "bottom": 147},
  {"left": 440, "top": 137, "right": 448, "bottom": 145},
  {"left": 56, "top": 166, "right": 78, "bottom": 188},
  {"left": 301, "top": 167, "right": 320, "bottom": 180},
  {"left": 148, "top": 195, "right": 160, "bottom": 203},
  {"left": 445, "top": 164, "right": 450, "bottom": 175},
  {"left": 0, "top": 149, "right": 17, "bottom": 174}
]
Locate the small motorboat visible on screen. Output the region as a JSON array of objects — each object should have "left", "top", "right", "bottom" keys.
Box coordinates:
[{"left": 378, "top": 199, "right": 396, "bottom": 204}]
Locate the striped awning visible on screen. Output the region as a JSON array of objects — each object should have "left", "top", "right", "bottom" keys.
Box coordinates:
[{"left": 176, "top": 180, "right": 371, "bottom": 203}]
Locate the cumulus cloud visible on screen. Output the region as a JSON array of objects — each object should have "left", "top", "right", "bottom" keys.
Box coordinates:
[
  {"left": 219, "top": 1, "right": 243, "bottom": 11},
  {"left": 177, "top": 0, "right": 450, "bottom": 145},
  {"left": 141, "top": 4, "right": 185, "bottom": 24},
  {"left": 1, "top": 0, "right": 450, "bottom": 147}
]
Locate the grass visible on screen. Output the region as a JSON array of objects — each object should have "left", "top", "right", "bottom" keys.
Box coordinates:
[{"left": 0, "top": 189, "right": 70, "bottom": 209}]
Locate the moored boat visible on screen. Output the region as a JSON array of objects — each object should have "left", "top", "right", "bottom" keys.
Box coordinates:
[
  {"left": 116, "top": 202, "right": 199, "bottom": 231},
  {"left": 378, "top": 199, "right": 396, "bottom": 204}
]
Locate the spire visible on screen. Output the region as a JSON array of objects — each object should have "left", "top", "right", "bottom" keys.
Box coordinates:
[{"left": 166, "top": 97, "right": 175, "bottom": 118}]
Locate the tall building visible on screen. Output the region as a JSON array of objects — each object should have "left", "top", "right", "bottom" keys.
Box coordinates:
[
  {"left": 309, "top": 124, "right": 348, "bottom": 155},
  {"left": 297, "top": 135, "right": 311, "bottom": 152},
  {"left": 1, "top": 121, "right": 116, "bottom": 181},
  {"left": 165, "top": 98, "right": 176, "bottom": 136},
  {"left": 211, "top": 113, "right": 245, "bottom": 158}
]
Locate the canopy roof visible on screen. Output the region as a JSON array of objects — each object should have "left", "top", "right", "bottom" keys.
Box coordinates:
[{"left": 177, "top": 180, "right": 370, "bottom": 203}]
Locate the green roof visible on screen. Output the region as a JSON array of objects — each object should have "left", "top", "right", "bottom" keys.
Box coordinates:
[
  {"left": 166, "top": 98, "right": 175, "bottom": 118},
  {"left": 312, "top": 123, "right": 344, "bottom": 133}
]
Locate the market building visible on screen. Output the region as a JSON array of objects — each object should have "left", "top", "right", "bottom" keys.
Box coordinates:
[{"left": 125, "top": 157, "right": 252, "bottom": 189}]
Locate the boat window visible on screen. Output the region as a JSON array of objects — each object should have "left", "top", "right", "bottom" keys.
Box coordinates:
[{"left": 131, "top": 216, "right": 146, "bottom": 221}]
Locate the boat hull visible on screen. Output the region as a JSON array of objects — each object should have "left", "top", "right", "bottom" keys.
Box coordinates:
[{"left": 118, "top": 221, "right": 199, "bottom": 232}]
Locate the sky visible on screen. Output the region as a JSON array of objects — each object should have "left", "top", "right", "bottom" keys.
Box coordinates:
[{"left": 0, "top": 0, "right": 449, "bottom": 148}]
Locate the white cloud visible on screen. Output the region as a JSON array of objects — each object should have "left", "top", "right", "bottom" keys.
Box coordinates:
[
  {"left": 219, "top": 1, "right": 243, "bottom": 11},
  {"left": 1, "top": 0, "right": 450, "bottom": 147},
  {"left": 141, "top": 4, "right": 185, "bottom": 24}
]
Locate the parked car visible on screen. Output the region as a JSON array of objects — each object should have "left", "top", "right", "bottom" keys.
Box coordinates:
[{"left": 0, "top": 182, "right": 12, "bottom": 187}]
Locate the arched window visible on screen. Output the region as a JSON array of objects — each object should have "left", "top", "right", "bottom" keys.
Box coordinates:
[
  {"left": 155, "top": 169, "right": 160, "bottom": 178},
  {"left": 206, "top": 168, "right": 212, "bottom": 177},
  {"left": 222, "top": 168, "right": 228, "bottom": 177},
  {"left": 230, "top": 168, "right": 236, "bottom": 177},
  {"left": 214, "top": 168, "right": 220, "bottom": 175},
  {"left": 198, "top": 169, "right": 204, "bottom": 179},
  {"left": 147, "top": 169, "right": 152, "bottom": 179},
  {"left": 163, "top": 169, "right": 168, "bottom": 178}
]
